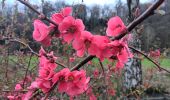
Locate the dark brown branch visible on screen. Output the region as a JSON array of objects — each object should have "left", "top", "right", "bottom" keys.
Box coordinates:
[
  {"left": 72, "top": 0, "right": 165, "bottom": 71},
  {"left": 71, "top": 55, "right": 95, "bottom": 71},
  {"left": 17, "top": 0, "right": 58, "bottom": 27},
  {"left": 129, "top": 46, "right": 170, "bottom": 73},
  {"left": 112, "top": 0, "right": 165, "bottom": 40}
]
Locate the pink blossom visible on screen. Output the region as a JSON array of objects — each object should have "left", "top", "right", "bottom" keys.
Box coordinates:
[
  {"left": 58, "top": 16, "right": 85, "bottom": 44},
  {"left": 88, "top": 35, "right": 112, "bottom": 61},
  {"left": 15, "top": 84, "right": 22, "bottom": 91},
  {"left": 106, "top": 16, "right": 126, "bottom": 37},
  {"left": 39, "top": 47, "right": 57, "bottom": 69},
  {"left": 36, "top": 78, "right": 52, "bottom": 93},
  {"left": 53, "top": 68, "right": 90, "bottom": 96},
  {"left": 108, "top": 40, "right": 131, "bottom": 69},
  {"left": 51, "top": 7, "right": 72, "bottom": 25},
  {"left": 52, "top": 68, "right": 70, "bottom": 93},
  {"left": 33, "top": 19, "right": 51, "bottom": 46},
  {"left": 65, "top": 70, "right": 90, "bottom": 96},
  {"left": 72, "top": 31, "right": 93, "bottom": 57}
]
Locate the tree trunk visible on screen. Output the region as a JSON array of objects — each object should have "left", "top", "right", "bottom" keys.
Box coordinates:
[{"left": 124, "top": 0, "right": 142, "bottom": 92}]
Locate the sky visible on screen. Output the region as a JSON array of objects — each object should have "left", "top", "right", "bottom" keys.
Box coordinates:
[{"left": 3, "top": 0, "right": 151, "bottom": 6}]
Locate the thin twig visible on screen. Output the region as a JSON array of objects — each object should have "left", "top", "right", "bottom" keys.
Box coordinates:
[
  {"left": 98, "top": 59, "right": 108, "bottom": 100},
  {"left": 129, "top": 46, "right": 170, "bottom": 73},
  {"left": 22, "top": 54, "right": 33, "bottom": 88},
  {"left": 2, "top": 37, "right": 67, "bottom": 68},
  {"left": 17, "top": 0, "right": 58, "bottom": 27},
  {"left": 2, "top": 90, "right": 28, "bottom": 92},
  {"left": 9, "top": 39, "right": 39, "bottom": 56}
]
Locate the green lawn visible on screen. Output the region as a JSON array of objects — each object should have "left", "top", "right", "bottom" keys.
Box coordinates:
[
  {"left": 92, "top": 57, "right": 170, "bottom": 68},
  {"left": 142, "top": 58, "right": 170, "bottom": 68}
]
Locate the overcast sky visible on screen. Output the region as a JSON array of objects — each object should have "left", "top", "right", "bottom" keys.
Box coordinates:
[{"left": 4, "top": 0, "right": 151, "bottom": 6}]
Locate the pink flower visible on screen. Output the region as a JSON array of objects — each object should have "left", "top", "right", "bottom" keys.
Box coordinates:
[
  {"left": 33, "top": 19, "right": 51, "bottom": 46},
  {"left": 51, "top": 7, "right": 72, "bottom": 25},
  {"left": 88, "top": 35, "right": 112, "bottom": 61},
  {"left": 15, "top": 84, "right": 22, "bottom": 91},
  {"left": 108, "top": 40, "right": 131, "bottom": 69},
  {"left": 72, "top": 31, "right": 93, "bottom": 57},
  {"left": 65, "top": 70, "right": 90, "bottom": 96},
  {"left": 52, "top": 68, "right": 70, "bottom": 93},
  {"left": 39, "top": 47, "right": 57, "bottom": 69},
  {"left": 58, "top": 16, "right": 85, "bottom": 44},
  {"left": 53, "top": 68, "right": 90, "bottom": 97},
  {"left": 106, "top": 16, "right": 126, "bottom": 37},
  {"left": 36, "top": 78, "right": 52, "bottom": 93}
]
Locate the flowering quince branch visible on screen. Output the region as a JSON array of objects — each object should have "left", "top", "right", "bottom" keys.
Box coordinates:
[
  {"left": 10, "top": 0, "right": 165, "bottom": 99},
  {"left": 72, "top": 0, "right": 165, "bottom": 71},
  {"left": 129, "top": 46, "right": 170, "bottom": 73},
  {"left": 111, "top": 0, "right": 165, "bottom": 40}
]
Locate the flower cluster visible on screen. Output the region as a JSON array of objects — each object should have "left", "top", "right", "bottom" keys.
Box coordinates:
[
  {"left": 7, "top": 47, "right": 89, "bottom": 99},
  {"left": 9, "top": 6, "right": 132, "bottom": 99},
  {"left": 27, "top": 48, "right": 89, "bottom": 98},
  {"left": 33, "top": 7, "right": 131, "bottom": 69}
]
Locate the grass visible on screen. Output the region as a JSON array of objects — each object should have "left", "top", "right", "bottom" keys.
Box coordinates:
[
  {"left": 92, "top": 57, "right": 170, "bottom": 68},
  {"left": 142, "top": 58, "right": 170, "bottom": 68}
]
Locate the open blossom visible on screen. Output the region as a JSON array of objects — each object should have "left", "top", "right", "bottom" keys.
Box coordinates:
[
  {"left": 72, "top": 31, "right": 93, "bottom": 57},
  {"left": 88, "top": 35, "right": 112, "bottom": 61},
  {"left": 52, "top": 68, "right": 90, "bottom": 97},
  {"left": 106, "top": 16, "right": 126, "bottom": 37},
  {"left": 52, "top": 68, "right": 70, "bottom": 93},
  {"left": 33, "top": 19, "right": 51, "bottom": 46},
  {"left": 108, "top": 40, "right": 131, "bottom": 69},
  {"left": 58, "top": 16, "right": 85, "bottom": 44},
  {"left": 37, "top": 47, "right": 58, "bottom": 93},
  {"left": 51, "top": 7, "right": 72, "bottom": 25},
  {"left": 65, "top": 70, "right": 90, "bottom": 96}
]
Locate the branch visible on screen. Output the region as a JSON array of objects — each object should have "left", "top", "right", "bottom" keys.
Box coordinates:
[
  {"left": 16, "top": 0, "right": 165, "bottom": 98},
  {"left": 71, "top": 55, "right": 95, "bottom": 71},
  {"left": 17, "top": 0, "right": 58, "bottom": 27},
  {"left": 71, "top": 0, "right": 165, "bottom": 71},
  {"left": 129, "top": 46, "right": 170, "bottom": 73},
  {"left": 22, "top": 54, "right": 33, "bottom": 88},
  {"left": 2, "top": 37, "right": 67, "bottom": 68},
  {"left": 112, "top": 0, "right": 165, "bottom": 40}
]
